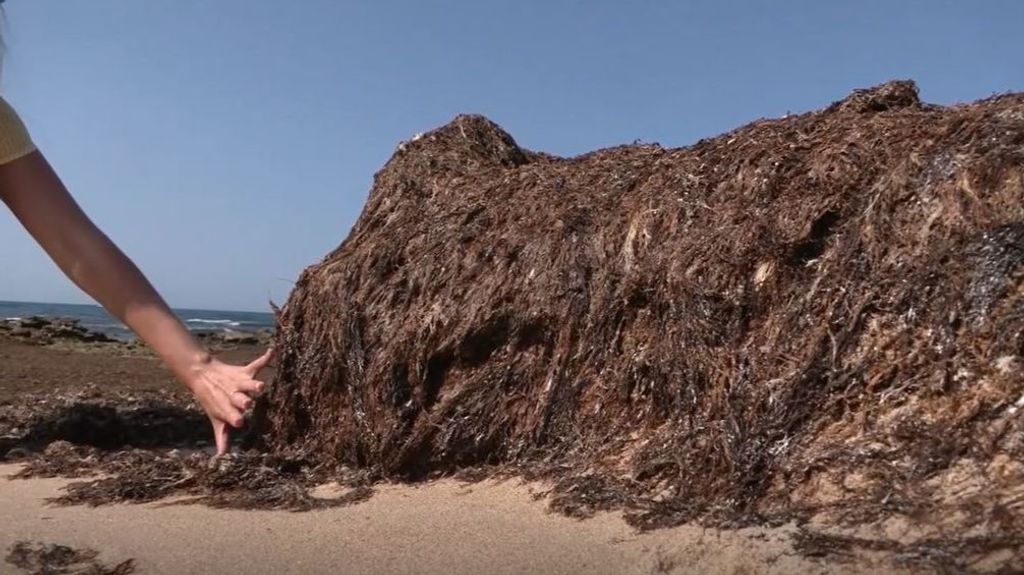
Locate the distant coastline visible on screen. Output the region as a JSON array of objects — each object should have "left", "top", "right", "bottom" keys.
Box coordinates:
[{"left": 0, "top": 300, "right": 275, "bottom": 341}]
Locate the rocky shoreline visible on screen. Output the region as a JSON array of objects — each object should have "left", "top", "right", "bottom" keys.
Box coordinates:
[
  {"left": 0, "top": 316, "right": 274, "bottom": 352},
  {"left": 0, "top": 319, "right": 274, "bottom": 462},
  {"left": 0, "top": 316, "right": 116, "bottom": 345}
]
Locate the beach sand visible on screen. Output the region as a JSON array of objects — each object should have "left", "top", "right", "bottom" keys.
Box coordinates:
[{"left": 0, "top": 465, "right": 873, "bottom": 575}]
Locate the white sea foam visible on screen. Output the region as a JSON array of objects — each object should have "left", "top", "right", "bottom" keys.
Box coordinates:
[{"left": 185, "top": 319, "right": 242, "bottom": 327}]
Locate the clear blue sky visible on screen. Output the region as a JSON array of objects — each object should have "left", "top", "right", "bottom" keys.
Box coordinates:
[{"left": 1, "top": 1, "right": 1020, "bottom": 311}]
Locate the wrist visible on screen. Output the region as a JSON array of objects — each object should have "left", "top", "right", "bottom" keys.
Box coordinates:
[{"left": 177, "top": 349, "right": 214, "bottom": 391}]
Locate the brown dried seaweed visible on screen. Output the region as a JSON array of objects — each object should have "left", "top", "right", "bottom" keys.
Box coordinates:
[
  {"left": 253, "top": 80, "right": 1024, "bottom": 570},
  {"left": 5, "top": 541, "right": 135, "bottom": 575}
]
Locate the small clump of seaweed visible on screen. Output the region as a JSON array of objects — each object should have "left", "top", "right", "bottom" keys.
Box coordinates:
[{"left": 5, "top": 541, "right": 135, "bottom": 575}]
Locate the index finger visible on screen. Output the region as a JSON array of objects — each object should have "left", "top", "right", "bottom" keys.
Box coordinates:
[{"left": 244, "top": 347, "right": 274, "bottom": 376}]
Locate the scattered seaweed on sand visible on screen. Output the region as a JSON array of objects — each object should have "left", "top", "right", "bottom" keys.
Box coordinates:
[
  {"left": 12, "top": 441, "right": 373, "bottom": 511},
  {"left": 5, "top": 541, "right": 135, "bottom": 575},
  {"left": 0, "top": 390, "right": 208, "bottom": 460},
  {"left": 3, "top": 389, "right": 373, "bottom": 511},
  {"left": 793, "top": 529, "right": 1024, "bottom": 574}
]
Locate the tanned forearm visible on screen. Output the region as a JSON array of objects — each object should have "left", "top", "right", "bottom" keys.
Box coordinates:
[
  {"left": 0, "top": 150, "right": 271, "bottom": 453},
  {"left": 62, "top": 233, "right": 213, "bottom": 384},
  {"left": 0, "top": 151, "right": 209, "bottom": 382},
  {"left": 34, "top": 208, "right": 211, "bottom": 382}
]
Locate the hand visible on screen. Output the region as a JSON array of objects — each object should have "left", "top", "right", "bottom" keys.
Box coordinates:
[
  {"left": 186, "top": 348, "right": 274, "bottom": 455},
  {"left": 0, "top": 148, "right": 275, "bottom": 454}
]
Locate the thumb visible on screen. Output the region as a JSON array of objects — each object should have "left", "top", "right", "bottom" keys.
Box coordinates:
[
  {"left": 212, "top": 419, "right": 230, "bottom": 455},
  {"left": 245, "top": 347, "right": 275, "bottom": 376}
]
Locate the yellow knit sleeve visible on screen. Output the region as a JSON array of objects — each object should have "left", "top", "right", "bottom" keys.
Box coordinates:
[{"left": 0, "top": 97, "right": 37, "bottom": 166}]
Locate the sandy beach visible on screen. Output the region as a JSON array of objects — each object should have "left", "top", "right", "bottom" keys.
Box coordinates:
[{"left": 0, "top": 465, "right": 870, "bottom": 575}]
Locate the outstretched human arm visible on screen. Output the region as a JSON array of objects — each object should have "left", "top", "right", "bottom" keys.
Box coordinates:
[{"left": 0, "top": 150, "right": 270, "bottom": 454}]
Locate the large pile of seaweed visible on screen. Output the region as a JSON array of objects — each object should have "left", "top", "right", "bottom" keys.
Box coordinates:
[{"left": 256, "top": 80, "right": 1024, "bottom": 542}]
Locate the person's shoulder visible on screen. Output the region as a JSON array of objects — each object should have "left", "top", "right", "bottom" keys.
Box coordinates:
[
  {"left": 0, "top": 95, "right": 27, "bottom": 123},
  {"left": 0, "top": 95, "right": 36, "bottom": 166}
]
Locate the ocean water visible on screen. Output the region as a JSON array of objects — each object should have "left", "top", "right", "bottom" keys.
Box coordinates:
[{"left": 0, "top": 300, "right": 275, "bottom": 341}]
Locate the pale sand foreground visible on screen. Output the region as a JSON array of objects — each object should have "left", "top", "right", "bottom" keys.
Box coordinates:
[{"left": 1, "top": 464, "right": 865, "bottom": 575}]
